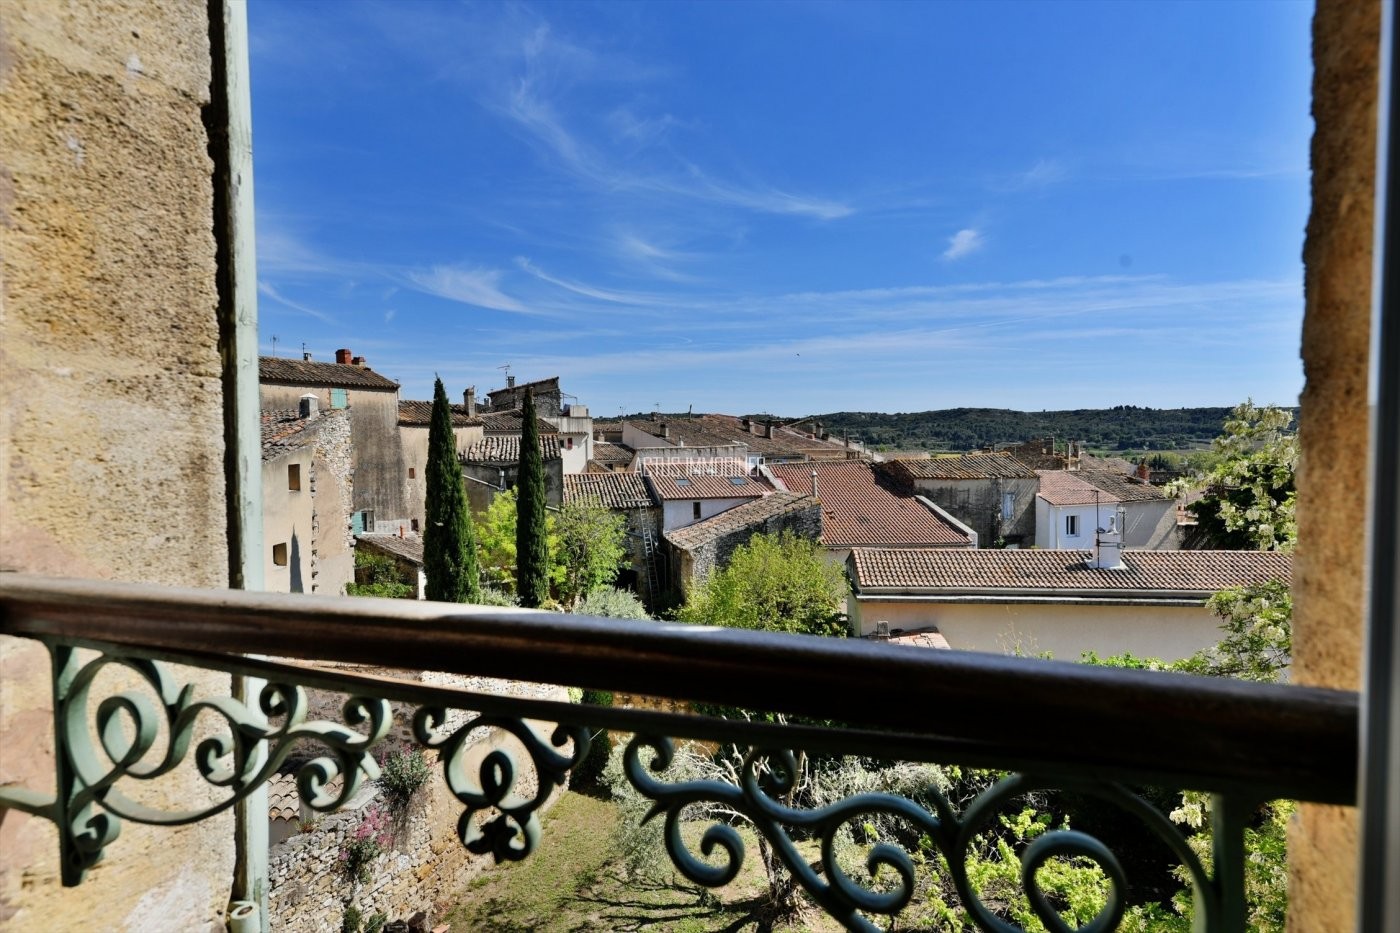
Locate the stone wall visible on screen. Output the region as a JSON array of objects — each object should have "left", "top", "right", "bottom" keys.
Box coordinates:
[
  {"left": 894, "top": 475, "right": 1038, "bottom": 548},
  {"left": 670, "top": 501, "right": 822, "bottom": 595},
  {"left": 312, "top": 409, "right": 356, "bottom": 594},
  {"left": 0, "top": 1, "right": 236, "bottom": 928},
  {"left": 269, "top": 675, "right": 569, "bottom": 932},
  {"left": 1290, "top": 1, "right": 1379, "bottom": 929}
]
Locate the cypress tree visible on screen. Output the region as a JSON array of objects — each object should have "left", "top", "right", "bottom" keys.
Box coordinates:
[
  {"left": 423, "top": 377, "right": 480, "bottom": 602},
  {"left": 515, "top": 386, "right": 550, "bottom": 607}
]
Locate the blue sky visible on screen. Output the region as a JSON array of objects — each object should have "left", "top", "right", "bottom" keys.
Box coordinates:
[{"left": 249, "top": 0, "right": 1313, "bottom": 417}]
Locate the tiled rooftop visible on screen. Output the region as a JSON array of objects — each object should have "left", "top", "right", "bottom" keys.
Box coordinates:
[
  {"left": 1036, "top": 470, "right": 1121, "bottom": 507},
  {"left": 664, "top": 492, "right": 818, "bottom": 550},
  {"left": 1078, "top": 470, "right": 1172, "bottom": 502},
  {"left": 397, "top": 400, "right": 484, "bottom": 427},
  {"left": 564, "top": 473, "right": 655, "bottom": 510},
  {"left": 356, "top": 532, "right": 424, "bottom": 566},
  {"left": 646, "top": 472, "right": 768, "bottom": 501},
  {"left": 884, "top": 451, "right": 1038, "bottom": 480},
  {"left": 260, "top": 409, "right": 328, "bottom": 461},
  {"left": 769, "top": 461, "right": 974, "bottom": 548},
  {"left": 259, "top": 356, "right": 399, "bottom": 390},
  {"left": 591, "top": 441, "right": 635, "bottom": 463},
  {"left": 480, "top": 410, "right": 557, "bottom": 435},
  {"left": 851, "top": 547, "right": 1292, "bottom": 594},
  {"left": 460, "top": 435, "right": 562, "bottom": 464}
]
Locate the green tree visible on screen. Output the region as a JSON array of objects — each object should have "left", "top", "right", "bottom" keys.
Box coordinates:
[
  {"left": 514, "top": 387, "right": 549, "bottom": 607},
  {"left": 555, "top": 497, "right": 628, "bottom": 608},
  {"left": 345, "top": 550, "right": 414, "bottom": 599},
  {"left": 423, "top": 377, "right": 480, "bottom": 602},
  {"left": 1184, "top": 400, "right": 1297, "bottom": 551},
  {"left": 677, "top": 531, "right": 847, "bottom": 637},
  {"left": 474, "top": 486, "right": 519, "bottom": 592}
]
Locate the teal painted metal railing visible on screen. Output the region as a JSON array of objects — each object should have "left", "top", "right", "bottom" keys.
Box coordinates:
[{"left": 0, "top": 574, "right": 1357, "bottom": 932}]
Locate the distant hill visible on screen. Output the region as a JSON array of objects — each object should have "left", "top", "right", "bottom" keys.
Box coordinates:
[
  {"left": 602, "top": 405, "right": 1297, "bottom": 455},
  {"left": 799, "top": 406, "right": 1295, "bottom": 454}
]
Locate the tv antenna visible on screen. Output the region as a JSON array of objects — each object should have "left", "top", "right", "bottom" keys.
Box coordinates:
[
  {"left": 498, "top": 363, "right": 512, "bottom": 379},
  {"left": 270, "top": 334, "right": 279, "bottom": 357}
]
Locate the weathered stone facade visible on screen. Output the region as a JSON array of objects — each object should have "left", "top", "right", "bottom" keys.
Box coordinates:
[
  {"left": 0, "top": 1, "right": 235, "bottom": 927},
  {"left": 664, "top": 494, "right": 822, "bottom": 597}
]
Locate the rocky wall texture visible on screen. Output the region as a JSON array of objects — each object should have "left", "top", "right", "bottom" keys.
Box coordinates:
[
  {"left": 269, "top": 674, "right": 570, "bottom": 932},
  {"left": 1291, "top": 0, "right": 1379, "bottom": 929},
  {"left": 0, "top": 1, "right": 235, "bottom": 929}
]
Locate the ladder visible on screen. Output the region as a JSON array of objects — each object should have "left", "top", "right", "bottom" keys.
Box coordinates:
[{"left": 640, "top": 528, "right": 661, "bottom": 606}]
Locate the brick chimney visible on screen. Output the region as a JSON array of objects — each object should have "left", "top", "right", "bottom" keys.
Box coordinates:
[
  {"left": 1137, "top": 460, "right": 1151, "bottom": 482},
  {"left": 464, "top": 386, "right": 477, "bottom": 417},
  {"left": 335, "top": 348, "right": 352, "bottom": 364}
]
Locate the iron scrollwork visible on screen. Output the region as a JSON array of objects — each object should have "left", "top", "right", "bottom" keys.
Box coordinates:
[{"left": 623, "top": 735, "right": 1219, "bottom": 933}]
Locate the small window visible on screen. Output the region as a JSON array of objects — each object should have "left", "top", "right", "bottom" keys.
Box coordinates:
[
  {"left": 330, "top": 387, "right": 348, "bottom": 409},
  {"left": 566, "top": 437, "right": 574, "bottom": 449},
  {"left": 1066, "top": 515, "right": 1079, "bottom": 537},
  {"left": 408, "top": 467, "right": 416, "bottom": 479},
  {"left": 693, "top": 501, "right": 702, "bottom": 520},
  {"left": 272, "top": 543, "right": 288, "bottom": 566},
  {"left": 288, "top": 464, "right": 301, "bottom": 491},
  {"left": 675, "top": 478, "right": 692, "bottom": 487},
  {"left": 410, "top": 519, "right": 419, "bottom": 532}
]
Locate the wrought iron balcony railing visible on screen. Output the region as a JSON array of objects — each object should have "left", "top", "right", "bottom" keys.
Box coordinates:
[{"left": 0, "top": 573, "right": 1357, "bottom": 932}]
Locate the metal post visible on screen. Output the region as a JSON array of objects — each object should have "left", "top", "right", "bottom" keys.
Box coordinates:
[
  {"left": 210, "top": 0, "right": 267, "bottom": 927},
  {"left": 1361, "top": 2, "right": 1400, "bottom": 928}
]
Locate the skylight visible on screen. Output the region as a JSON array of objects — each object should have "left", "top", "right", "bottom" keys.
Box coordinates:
[{"left": 729, "top": 477, "right": 748, "bottom": 486}]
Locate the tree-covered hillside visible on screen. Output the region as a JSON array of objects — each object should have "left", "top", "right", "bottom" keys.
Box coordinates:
[{"left": 802, "top": 406, "right": 1293, "bottom": 453}]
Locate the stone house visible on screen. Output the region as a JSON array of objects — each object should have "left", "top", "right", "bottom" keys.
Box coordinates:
[
  {"left": 397, "top": 393, "right": 487, "bottom": 533},
  {"left": 644, "top": 470, "right": 768, "bottom": 532},
  {"left": 459, "top": 434, "right": 564, "bottom": 514},
  {"left": 768, "top": 460, "right": 976, "bottom": 566},
  {"left": 260, "top": 351, "right": 409, "bottom": 532},
  {"left": 260, "top": 403, "right": 355, "bottom": 595},
  {"left": 485, "top": 375, "right": 563, "bottom": 418},
  {"left": 562, "top": 473, "right": 661, "bottom": 604},
  {"left": 663, "top": 492, "right": 821, "bottom": 598},
  {"left": 876, "top": 452, "right": 1039, "bottom": 548}
]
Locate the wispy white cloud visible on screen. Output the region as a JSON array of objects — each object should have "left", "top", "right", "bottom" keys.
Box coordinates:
[
  {"left": 515, "top": 256, "right": 660, "bottom": 306},
  {"left": 258, "top": 281, "right": 337, "bottom": 324},
  {"left": 942, "top": 228, "right": 985, "bottom": 261},
  {"left": 993, "top": 158, "right": 1069, "bottom": 192},
  {"left": 405, "top": 265, "right": 531, "bottom": 314}
]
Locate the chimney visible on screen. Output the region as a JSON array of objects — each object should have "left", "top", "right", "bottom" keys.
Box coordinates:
[
  {"left": 650, "top": 411, "right": 659, "bottom": 422},
  {"left": 351, "top": 356, "right": 366, "bottom": 366},
  {"left": 507, "top": 375, "right": 516, "bottom": 389},
  {"left": 741, "top": 417, "right": 750, "bottom": 432},
  {"left": 464, "top": 386, "right": 477, "bottom": 417},
  {"left": 335, "top": 348, "right": 352, "bottom": 364},
  {"left": 811, "top": 470, "right": 819, "bottom": 499},
  {"left": 1088, "top": 507, "right": 1127, "bottom": 570},
  {"left": 659, "top": 423, "right": 669, "bottom": 439},
  {"left": 299, "top": 394, "right": 319, "bottom": 420},
  {"left": 303, "top": 351, "right": 313, "bottom": 362},
  {"left": 1137, "top": 459, "right": 1151, "bottom": 482},
  {"left": 764, "top": 420, "right": 774, "bottom": 439}
]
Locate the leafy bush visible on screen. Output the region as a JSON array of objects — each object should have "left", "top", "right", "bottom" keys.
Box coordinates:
[
  {"left": 472, "top": 586, "right": 518, "bottom": 607},
  {"left": 377, "top": 749, "right": 430, "bottom": 810},
  {"left": 678, "top": 531, "right": 847, "bottom": 636},
  {"left": 347, "top": 551, "right": 414, "bottom": 599},
  {"left": 575, "top": 587, "right": 650, "bottom": 620}
]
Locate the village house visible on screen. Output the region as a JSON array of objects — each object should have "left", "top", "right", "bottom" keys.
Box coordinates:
[
  {"left": 354, "top": 531, "right": 426, "bottom": 600},
  {"left": 260, "top": 401, "right": 355, "bottom": 595},
  {"left": 587, "top": 439, "right": 637, "bottom": 472},
  {"left": 562, "top": 473, "right": 663, "bottom": 604},
  {"left": 876, "top": 452, "right": 1039, "bottom": 548},
  {"left": 664, "top": 492, "right": 822, "bottom": 598},
  {"left": 397, "top": 389, "right": 487, "bottom": 533},
  {"left": 846, "top": 545, "right": 1292, "bottom": 662},
  {"left": 459, "top": 434, "right": 564, "bottom": 514},
  {"left": 260, "top": 351, "right": 409, "bottom": 533},
  {"left": 768, "top": 460, "right": 976, "bottom": 565},
  {"left": 645, "top": 468, "right": 769, "bottom": 532},
  {"left": 1033, "top": 469, "right": 1177, "bottom": 550},
  {"left": 1077, "top": 468, "right": 1180, "bottom": 549}
]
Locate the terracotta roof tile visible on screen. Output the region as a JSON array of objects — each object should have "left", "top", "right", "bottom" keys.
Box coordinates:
[
  {"left": 564, "top": 473, "right": 655, "bottom": 510},
  {"left": 646, "top": 472, "right": 767, "bottom": 501},
  {"left": 460, "top": 435, "right": 561, "bottom": 463},
  {"left": 398, "top": 400, "right": 483, "bottom": 427},
  {"left": 851, "top": 547, "right": 1291, "bottom": 594},
  {"left": 481, "top": 410, "right": 557, "bottom": 435},
  {"left": 769, "top": 461, "right": 973, "bottom": 548},
  {"left": 1035, "top": 470, "right": 1121, "bottom": 507},
  {"left": 884, "top": 452, "right": 1038, "bottom": 480},
  {"left": 1078, "top": 470, "right": 1171, "bottom": 502},
  {"left": 261, "top": 409, "right": 331, "bottom": 460},
  {"left": 664, "top": 492, "right": 818, "bottom": 550},
  {"left": 592, "top": 442, "right": 634, "bottom": 463},
  {"left": 259, "top": 356, "right": 399, "bottom": 390},
  {"left": 356, "top": 532, "right": 424, "bottom": 566}
]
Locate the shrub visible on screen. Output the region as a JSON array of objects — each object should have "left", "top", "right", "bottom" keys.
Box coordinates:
[
  {"left": 473, "top": 586, "right": 518, "bottom": 607},
  {"left": 347, "top": 551, "right": 414, "bottom": 599},
  {"left": 377, "top": 749, "right": 431, "bottom": 810},
  {"left": 575, "top": 587, "right": 650, "bottom": 620},
  {"left": 339, "top": 805, "right": 390, "bottom": 883}
]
